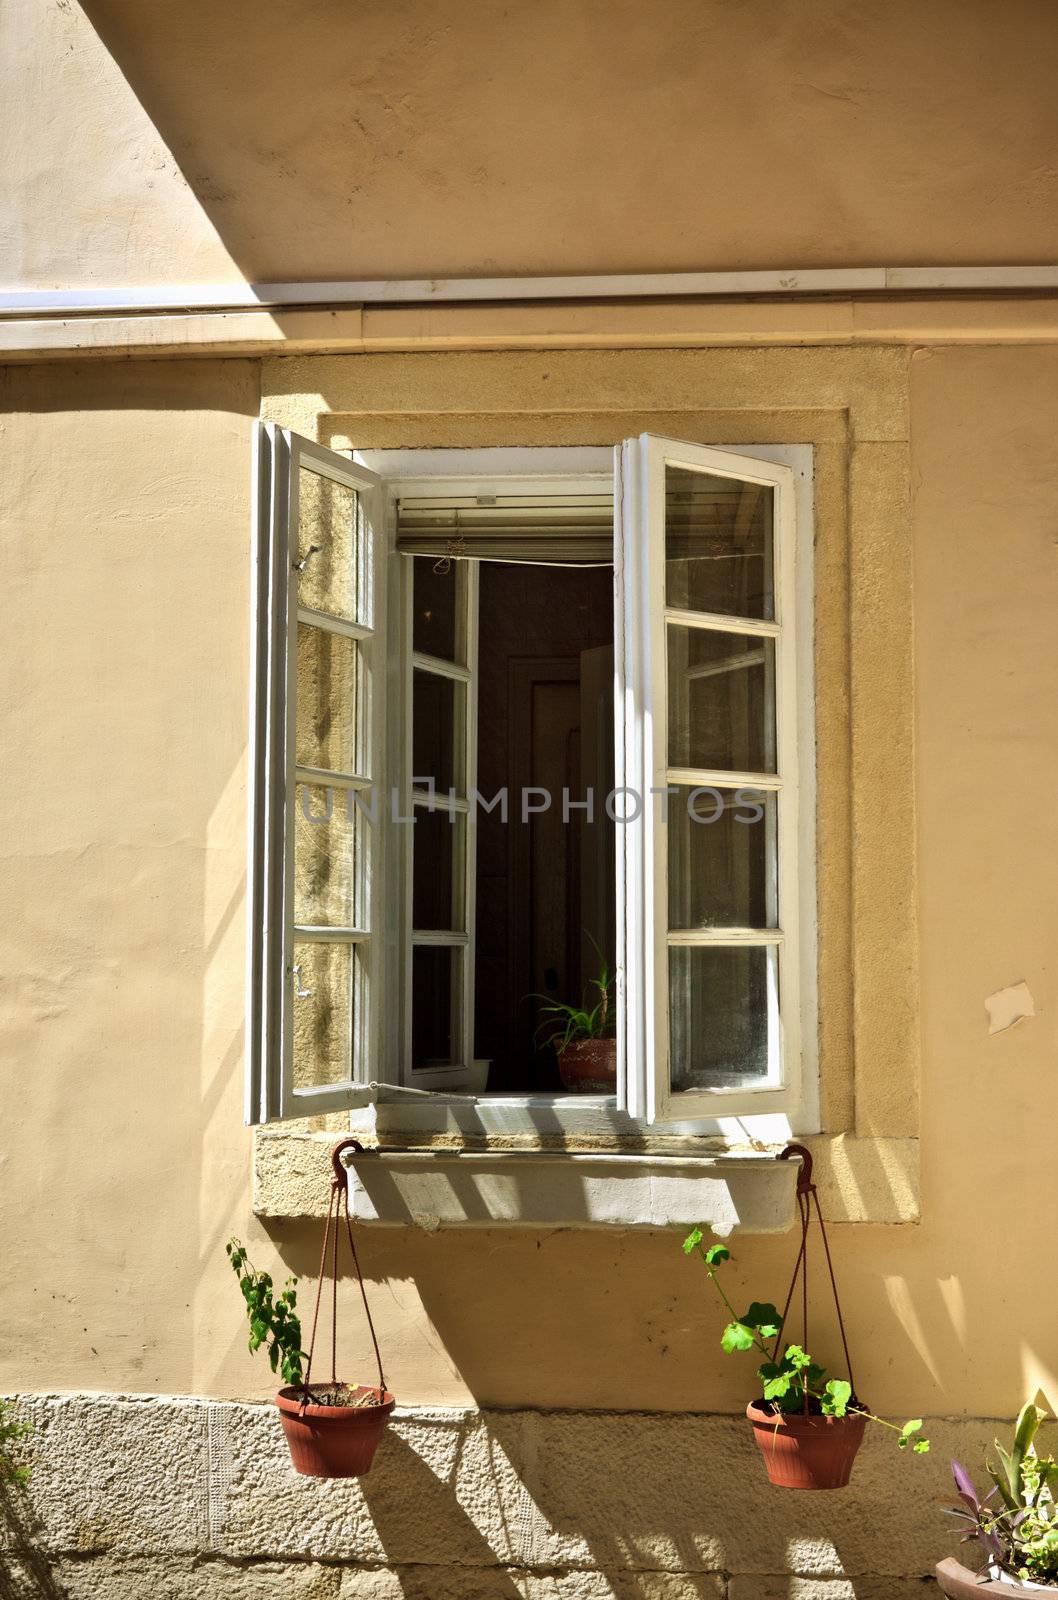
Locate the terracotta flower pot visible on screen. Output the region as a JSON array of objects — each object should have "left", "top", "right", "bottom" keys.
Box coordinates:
[
  {"left": 276, "top": 1384, "right": 395, "bottom": 1478},
  {"left": 935, "top": 1559, "right": 1053, "bottom": 1599},
  {"left": 746, "top": 1400, "right": 867, "bottom": 1489},
  {"left": 557, "top": 1037, "right": 617, "bottom": 1093}
]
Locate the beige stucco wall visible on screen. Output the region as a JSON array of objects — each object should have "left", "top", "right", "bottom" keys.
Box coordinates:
[
  {"left": 3, "top": 0, "right": 1058, "bottom": 289},
  {"left": 1, "top": 341, "right": 1057, "bottom": 1425}
]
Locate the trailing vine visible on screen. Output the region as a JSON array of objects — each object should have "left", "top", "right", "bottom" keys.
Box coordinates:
[
  {"left": 226, "top": 1239, "right": 306, "bottom": 1387},
  {"left": 684, "top": 1227, "right": 930, "bottom": 1454}
]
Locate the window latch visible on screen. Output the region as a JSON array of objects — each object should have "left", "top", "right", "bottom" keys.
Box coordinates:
[
  {"left": 292, "top": 963, "right": 313, "bottom": 999},
  {"left": 293, "top": 543, "right": 321, "bottom": 571}
]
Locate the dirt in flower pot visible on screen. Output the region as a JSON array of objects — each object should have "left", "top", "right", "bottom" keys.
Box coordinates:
[{"left": 300, "top": 1383, "right": 385, "bottom": 1408}]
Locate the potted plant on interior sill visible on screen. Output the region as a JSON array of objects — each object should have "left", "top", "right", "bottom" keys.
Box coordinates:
[
  {"left": 936, "top": 1403, "right": 1058, "bottom": 1599},
  {"left": 533, "top": 937, "right": 616, "bottom": 1093},
  {"left": 684, "top": 1145, "right": 930, "bottom": 1490},
  {"left": 226, "top": 1141, "right": 394, "bottom": 1478}
]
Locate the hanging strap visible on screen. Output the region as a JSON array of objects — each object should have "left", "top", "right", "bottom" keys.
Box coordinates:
[
  {"left": 774, "top": 1144, "right": 857, "bottom": 1405},
  {"left": 299, "top": 1138, "right": 388, "bottom": 1408}
]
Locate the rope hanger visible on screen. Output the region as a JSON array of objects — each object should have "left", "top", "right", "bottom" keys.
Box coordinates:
[
  {"left": 776, "top": 1143, "right": 856, "bottom": 1409},
  {"left": 300, "top": 1138, "right": 387, "bottom": 1407}
]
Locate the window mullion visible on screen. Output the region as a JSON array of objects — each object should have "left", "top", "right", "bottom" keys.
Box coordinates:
[
  {"left": 411, "top": 650, "right": 472, "bottom": 684},
  {"left": 297, "top": 605, "right": 372, "bottom": 643},
  {"left": 664, "top": 605, "right": 780, "bottom": 638}
]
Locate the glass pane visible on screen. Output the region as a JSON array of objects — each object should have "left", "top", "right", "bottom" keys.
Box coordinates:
[
  {"left": 412, "top": 945, "right": 461, "bottom": 1069},
  {"left": 412, "top": 670, "right": 465, "bottom": 794},
  {"left": 668, "top": 786, "right": 776, "bottom": 930},
  {"left": 667, "top": 627, "right": 775, "bottom": 774},
  {"left": 669, "top": 944, "right": 778, "bottom": 1092},
  {"left": 296, "top": 624, "right": 359, "bottom": 775},
  {"left": 413, "top": 807, "right": 465, "bottom": 932},
  {"left": 413, "top": 558, "right": 461, "bottom": 662},
  {"left": 665, "top": 465, "right": 774, "bottom": 620},
  {"left": 292, "top": 940, "right": 356, "bottom": 1089},
  {"left": 296, "top": 467, "right": 360, "bottom": 622},
  {"left": 294, "top": 784, "right": 359, "bottom": 927}
]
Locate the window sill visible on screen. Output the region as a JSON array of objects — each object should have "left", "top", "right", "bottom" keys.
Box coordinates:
[
  {"left": 339, "top": 1146, "right": 798, "bottom": 1230},
  {"left": 253, "top": 1129, "right": 920, "bottom": 1226}
]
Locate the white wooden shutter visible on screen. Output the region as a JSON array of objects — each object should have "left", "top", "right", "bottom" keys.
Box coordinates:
[
  {"left": 614, "top": 435, "right": 802, "bottom": 1125},
  {"left": 246, "top": 425, "right": 384, "bottom": 1124}
]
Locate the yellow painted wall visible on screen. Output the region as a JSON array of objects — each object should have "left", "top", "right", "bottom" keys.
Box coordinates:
[
  {"left": 1, "top": 343, "right": 1057, "bottom": 1416},
  {"left": 3, "top": 0, "right": 1058, "bottom": 288}
]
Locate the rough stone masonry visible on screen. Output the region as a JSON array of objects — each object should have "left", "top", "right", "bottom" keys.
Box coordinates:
[{"left": 0, "top": 1395, "right": 988, "bottom": 1598}]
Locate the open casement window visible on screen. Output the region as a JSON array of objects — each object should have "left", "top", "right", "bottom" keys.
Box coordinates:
[
  {"left": 247, "top": 432, "right": 805, "bottom": 1130},
  {"left": 616, "top": 435, "right": 801, "bottom": 1123},
  {"left": 246, "top": 427, "right": 384, "bottom": 1122}
]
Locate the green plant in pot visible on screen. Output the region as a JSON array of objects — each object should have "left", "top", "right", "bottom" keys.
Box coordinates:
[
  {"left": 227, "top": 1164, "right": 394, "bottom": 1479},
  {"left": 937, "top": 1403, "right": 1058, "bottom": 1599},
  {"left": 533, "top": 937, "right": 616, "bottom": 1093},
  {"left": 685, "top": 1224, "right": 930, "bottom": 1489}
]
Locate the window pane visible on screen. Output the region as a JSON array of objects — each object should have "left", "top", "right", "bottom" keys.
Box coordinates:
[
  {"left": 668, "top": 786, "right": 776, "bottom": 930},
  {"left": 296, "top": 467, "right": 361, "bottom": 622},
  {"left": 412, "top": 670, "right": 465, "bottom": 794},
  {"left": 294, "top": 784, "right": 359, "bottom": 927},
  {"left": 413, "top": 558, "right": 460, "bottom": 661},
  {"left": 669, "top": 944, "right": 779, "bottom": 1092},
  {"left": 667, "top": 627, "right": 775, "bottom": 774},
  {"left": 412, "top": 945, "right": 461, "bottom": 1069},
  {"left": 665, "top": 465, "right": 773, "bottom": 620},
  {"left": 292, "top": 940, "right": 357, "bottom": 1089},
  {"left": 296, "top": 624, "right": 359, "bottom": 775},
  {"left": 413, "top": 807, "right": 465, "bottom": 932}
]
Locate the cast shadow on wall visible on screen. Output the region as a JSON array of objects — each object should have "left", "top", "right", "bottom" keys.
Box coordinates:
[{"left": 0, "top": 1484, "right": 67, "bottom": 1600}]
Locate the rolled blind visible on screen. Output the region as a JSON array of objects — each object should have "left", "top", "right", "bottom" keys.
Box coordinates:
[
  {"left": 396, "top": 481, "right": 766, "bottom": 566},
  {"left": 396, "top": 492, "right": 614, "bottom": 565}
]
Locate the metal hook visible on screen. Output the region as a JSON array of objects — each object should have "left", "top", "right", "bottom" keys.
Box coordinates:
[
  {"left": 331, "top": 1137, "right": 366, "bottom": 1188},
  {"left": 779, "top": 1141, "right": 814, "bottom": 1193},
  {"left": 292, "top": 963, "right": 312, "bottom": 999},
  {"left": 293, "top": 543, "right": 321, "bottom": 572}
]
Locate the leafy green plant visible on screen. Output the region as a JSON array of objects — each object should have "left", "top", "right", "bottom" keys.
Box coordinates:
[
  {"left": 947, "top": 1403, "right": 1058, "bottom": 1584},
  {"left": 226, "top": 1239, "right": 306, "bottom": 1387},
  {"left": 532, "top": 935, "right": 614, "bottom": 1054},
  {"left": 0, "top": 1397, "right": 32, "bottom": 1487},
  {"left": 684, "top": 1226, "right": 929, "bottom": 1454}
]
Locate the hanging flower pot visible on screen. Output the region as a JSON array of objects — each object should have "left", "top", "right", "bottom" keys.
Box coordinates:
[
  {"left": 227, "top": 1138, "right": 395, "bottom": 1479},
  {"left": 684, "top": 1143, "right": 930, "bottom": 1491},
  {"left": 746, "top": 1400, "right": 867, "bottom": 1490},
  {"left": 276, "top": 1384, "right": 394, "bottom": 1479}
]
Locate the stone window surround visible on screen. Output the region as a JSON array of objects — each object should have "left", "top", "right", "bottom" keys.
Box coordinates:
[{"left": 254, "top": 345, "right": 917, "bottom": 1227}]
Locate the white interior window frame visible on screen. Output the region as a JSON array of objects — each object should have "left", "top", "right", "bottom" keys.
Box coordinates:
[
  {"left": 355, "top": 443, "right": 818, "bottom": 1142},
  {"left": 401, "top": 555, "right": 481, "bottom": 1092}
]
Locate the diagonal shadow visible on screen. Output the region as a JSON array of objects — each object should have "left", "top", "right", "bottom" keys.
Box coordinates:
[
  {"left": 0, "top": 1484, "right": 67, "bottom": 1600},
  {"left": 358, "top": 1426, "right": 524, "bottom": 1598}
]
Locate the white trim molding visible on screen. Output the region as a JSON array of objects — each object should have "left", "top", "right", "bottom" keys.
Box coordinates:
[{"left": 4, "top": 264, "right": 1058, "bottom": 319}]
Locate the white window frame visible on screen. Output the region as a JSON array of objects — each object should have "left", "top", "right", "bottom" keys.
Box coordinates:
[
  {"left": 246, "top": 425, "right": 386, "bottom": 1122},
  {"left": 616, "top": 436, "right": 806, "bottom": 1126},
  {"left": 247, "top": 436, "right": 816, "bottom": 1138}
]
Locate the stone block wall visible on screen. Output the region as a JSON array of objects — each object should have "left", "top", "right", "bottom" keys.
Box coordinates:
[{"left": 0, "top": 1396, "right": 986, "bottom": 1598}]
